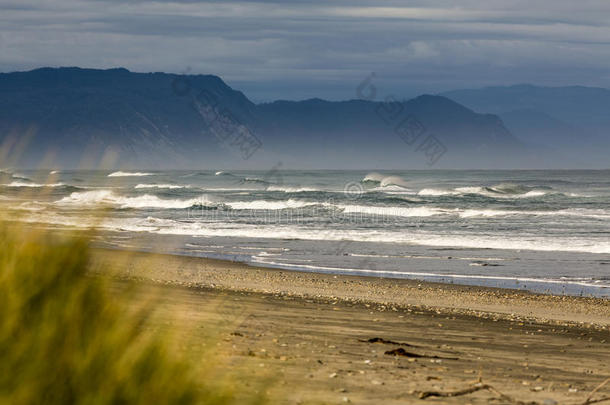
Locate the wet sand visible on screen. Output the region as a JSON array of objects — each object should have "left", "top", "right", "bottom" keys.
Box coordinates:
[{"left": 92, "top": 249, "right": 610, "bottom": 404}]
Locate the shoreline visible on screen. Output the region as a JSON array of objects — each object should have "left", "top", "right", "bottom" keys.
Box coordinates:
[
  {"left": 94, "top": 248, "right": 610, "bottom": 404},
  {"left": 90, "top": 248, "right": 610, "bottom": 328}
]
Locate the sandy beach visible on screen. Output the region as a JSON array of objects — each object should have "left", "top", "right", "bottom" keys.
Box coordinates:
[{"left": 92, "top": 249, "right": 610, "bottom": 404}]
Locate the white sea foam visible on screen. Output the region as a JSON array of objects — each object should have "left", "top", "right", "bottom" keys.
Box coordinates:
[
  {"left": 52, "top": 188, "right": 610, "bottom": 220},
  {"left": 371, "top": 185, "right": 412, "bottom": 192},
  {"left": 418, "top": 188, "right": 460, "bottom": 196},
  {"left": 339, "top": 204, "right": 449, "bottom": 217},
  {"left": 20, "top": 213, "right": 610, "bottom": 254},
  {"left": 458, "top": 208, "right": 610, "bottom": 219},
  {"left": 362, "top": 173, "right": 411, "bottom": 190},
  {"left": 454, "top": 186, "right": 487, "bottom": 194},
  {"left": 266, "top": 185, "right": 319, "bottom": 193},
  {"left": 395, "top": 233, "right": 610, "bottom": 254},
  {"left": 256, "top": 251, "right": 281, "bottom": 257},
  {"left": 418, "top": 184, "right": 550, "bottom": 199},
  {"left": 362, "top": 172, "right": 386, "bottom": 183},
  {"left": 56, "top": 190, "right": 211, "bottom": 209},
  {"left": 5, "top": 181, "right": 66, "bottom": 188},
  {"left": 379, "top": 175, "right": 409, "bottom": 188},
  {"left": 108, "top": 171, "right": 154, "bottom": 177},
  {"left": 335, "top": 204, "right": 609, "bottom": 219},
  {"left": 10, "top": 201, "right": 47, "bottom": 211},
  {"left": 135, "top": 184, "right": 190, "bottom": 189},
  {"left": 100, "top": 218, "right": 610, "bottom": 254},
  {"left": 225, "top": 199, "right": 317, "bottom": 210},
  {"left": 522, "top": 190, "right": 547, "bottom": 197},
  {"left": 203, "top": 188, "right": 257, "bottom": 192},
  {"left": 15, "top": 208, "right": 610, "bottom": 287},
  {"left": 12, "top": 173, "right": 29, "bottom": 180}
]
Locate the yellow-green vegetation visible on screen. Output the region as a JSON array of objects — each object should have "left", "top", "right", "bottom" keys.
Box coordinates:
[{"left": 0, "top": 224, "right": 265, "bottom": 405}]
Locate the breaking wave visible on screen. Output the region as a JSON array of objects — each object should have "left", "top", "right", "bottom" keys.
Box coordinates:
[
  {"left": 266, "top": 185, "right": 319, "bottom": 193},
  {"left": 336, "top": 205, "right": 610, "bottom": 219},
  {"left": 339, "top": 204, "right": 448, "bottom": 217},
  {"left": 225, "top": 199, "right": 319, "bottom": 210},
  {"left": 240, "top": 177, "right": 269, "bottom": 185},
  {"left": 418, "top": 183, "right": 551, "bottom": 198},
  {"left": 108, "top": 171, "right": 155, "bottom": 177},
  {"left": 135, "top": 184, "right": 191, "bottom": 189},
  {"left": 35, "top": 216, "right": 607, "bottom": 254},
  {"left": 4, "top": 181, "right": 67, "bottom": 188},
  {"left": 362, "top": 173, "right": 410, "bottom": 191},
  {"left": 52, "top": 188, "right": 610, "bottom": 220},
  {"left": 55, "top": 192, "right": 318, "bottom": 211},
  {"left": 362, "top": 172, "right": 386, "bottom": 183},
  {"left": 380, "top": 176, "right": 409, "bottom": 188},
  {"left": 0, "top": 170, "right": 32, "bottom": 181},
  {"left": 56, "top": 190, "right": 212, "bottom": 209},
  {"left": 215, "top": 171, "right": 236, "bottom": 177}
]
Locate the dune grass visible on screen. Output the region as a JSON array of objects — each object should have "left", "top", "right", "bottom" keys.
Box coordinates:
[{"left": 0, "top": 224, "right": 266, "bottom": 404}]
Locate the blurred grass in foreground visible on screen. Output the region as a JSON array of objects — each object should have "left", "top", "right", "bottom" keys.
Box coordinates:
[{"left": 0, "top": 223, "right": 266, "bottom": 405}]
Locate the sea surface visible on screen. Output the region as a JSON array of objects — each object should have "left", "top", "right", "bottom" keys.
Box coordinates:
[{"left": 1, "top": 169, "right": 609, "bottom": 297}]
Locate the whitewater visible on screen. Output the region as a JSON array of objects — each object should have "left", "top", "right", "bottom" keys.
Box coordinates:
[{"left": 1, "top": 169, "right": 609, "bottom": 297}]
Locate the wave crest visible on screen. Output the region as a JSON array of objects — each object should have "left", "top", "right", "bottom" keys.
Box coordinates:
[
  {"left": 418, "top": 183, "right": 550, "bottom": 198},
  {"left": 379, "top": 176, "right": 409, "bottom": 188},
  {"left": 4, "top": 181, "right": 67, "bottom": 188},
  {"left": 240, "top": 177, "right": 269, "bottom": 185},
  {"left": 225, "top": 199, "right": 318, "bottom": 210},
  {"left": 266, "top": 185, "right": 319, "bottom": 193},
  {"left": 108, "top": 171, "right": 154, "bottom": 177},
  {"left": 135, "top": 184, "right": 190, "bottom": 189},
  {"left": 362, "top": 172, "right": 386, "bottom": 183},
  {"left": 362, "top": 173, "right": 410, "bottom": 188},
  {"left": 57, "top": 190, "right": 212, "bottom": 209}
]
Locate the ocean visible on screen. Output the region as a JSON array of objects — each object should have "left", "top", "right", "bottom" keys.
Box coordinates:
[{"left": 2, "top": 169, "right": 609, "bottom": 297}]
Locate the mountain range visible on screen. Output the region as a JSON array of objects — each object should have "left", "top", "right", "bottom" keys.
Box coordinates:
[
  {"left": 441, "top": 85, "right": 610, "bottom": 167},
  {"left": 0, "top": 68, "right": 607, "bottom": 168}
]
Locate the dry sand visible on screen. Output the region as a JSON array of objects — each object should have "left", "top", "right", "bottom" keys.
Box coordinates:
[{"left": 92, "top": 249, "right": 610, "bottom": 404}]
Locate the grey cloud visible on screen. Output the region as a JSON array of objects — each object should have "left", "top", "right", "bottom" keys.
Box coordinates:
[{"left": 1, "top": 0, "right": 609, "bottom": 101}]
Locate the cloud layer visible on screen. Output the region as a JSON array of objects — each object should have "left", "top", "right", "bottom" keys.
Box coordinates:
[{"left": 1, "top": 0, "right": 609, "bottom": 101}]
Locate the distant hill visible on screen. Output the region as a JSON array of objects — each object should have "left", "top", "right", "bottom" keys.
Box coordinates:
[
  {"left": 441, "top": 85, "right": 610, "bottom": 166},
  {"left": 499, "top": 109, "right": 577, "bottom": 147},
  {"left": 255, "top": 95, "right": 524, "bottom": 167},
  {"left": 442, "top": 84, "right": 610, "bottom": 131},
  {"left": 0, "top": 67, "right": 257, "bottom": 167},
  {"left": 1, "top": 67, "right": 530, "bottom": 168}
]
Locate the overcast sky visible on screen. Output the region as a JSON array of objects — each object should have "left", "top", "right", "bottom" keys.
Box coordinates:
[{"left": 1, "top": 0, "right": 610, "bottom": 101}]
